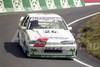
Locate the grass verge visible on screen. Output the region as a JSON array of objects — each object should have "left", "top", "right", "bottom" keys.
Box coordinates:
[{"left": 79, "top": 14, "right": 100, "bottom": 59}]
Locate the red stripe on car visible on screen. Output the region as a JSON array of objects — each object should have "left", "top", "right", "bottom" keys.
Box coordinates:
[{"left": 34, "top": 37, "right": 49, "bottom": 47}]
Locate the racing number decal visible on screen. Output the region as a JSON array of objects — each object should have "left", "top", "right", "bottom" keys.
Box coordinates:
[
  {"left": 73, "top": 0, "right": 82, "bottom": 7},
  {"left": 45, "top": 0, "right": 56, "bottom": 9},
  {"left": 0, "top": 0, "right": 6, "bottom": 12},
  {"left": 11, "top": 0, "right": 24, "bottom": 11},
  {"left": 29, "top": 0, "right": 41, "bottom": 10},
  {"left": 44, "top": 30, "right": 57, "bottom": 33},
  {"left": 60, "top": 0, "right": 70, "bottom": 8}
]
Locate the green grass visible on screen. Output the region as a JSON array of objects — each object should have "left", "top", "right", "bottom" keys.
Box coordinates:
[{"left": 80, "top": 14, "right": 100, "bottom": 59}]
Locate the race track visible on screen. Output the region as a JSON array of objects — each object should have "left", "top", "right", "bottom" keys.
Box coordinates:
[{"left": 0, "top": 5, "right": 100, "bottom": 67}]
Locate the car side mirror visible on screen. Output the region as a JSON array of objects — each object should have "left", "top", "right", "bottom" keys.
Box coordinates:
[
  {"left": 68, "top": 27, "right": 72, "bottom": 30},
  {"left": 20, "top": 16, "right": 24, "bottom": 21},
  {"left": 19, "top": 16, "right": 24, "bottom": 26}
]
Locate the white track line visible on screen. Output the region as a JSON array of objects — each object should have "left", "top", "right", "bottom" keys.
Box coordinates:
[
  {"left": 73, "top": 58, "right": 93, "bottom": 67},
  {"left": 68, "top": 12, "right": 100, "bottom": 26},
  {"left": 68, "top": 12, "right": 100, "bottom": 67}
]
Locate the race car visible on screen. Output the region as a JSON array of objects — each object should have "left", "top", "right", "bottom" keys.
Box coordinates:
[{"left": 18, "top": 13, "right": 77, "bottom": 58}]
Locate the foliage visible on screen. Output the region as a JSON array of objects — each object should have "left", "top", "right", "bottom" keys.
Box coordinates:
[{"left": 80, "top": 14, "right": 100, "bottom": 59}]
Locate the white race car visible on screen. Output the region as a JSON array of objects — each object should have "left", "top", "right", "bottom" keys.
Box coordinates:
[{"left": 18, "top": 13, "right": 77, "bottom": 58}]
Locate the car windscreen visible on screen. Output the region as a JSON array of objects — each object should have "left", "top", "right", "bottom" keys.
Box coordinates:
[{"left": 28, "top": 17, "right": 68, "bottom": 30}]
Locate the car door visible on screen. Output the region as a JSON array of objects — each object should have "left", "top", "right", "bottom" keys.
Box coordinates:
[{"left": 19, "top": 15, "right": 30, "bottom": 46}]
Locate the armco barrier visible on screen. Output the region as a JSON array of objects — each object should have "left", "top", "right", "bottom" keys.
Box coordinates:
[{"left": 0, "top": 0, "right": 85, "bottom": 13}]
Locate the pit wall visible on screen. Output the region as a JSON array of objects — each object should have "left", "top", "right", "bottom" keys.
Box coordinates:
[{"left": 0, "top": 0, "right": 85, "bottom": 13}]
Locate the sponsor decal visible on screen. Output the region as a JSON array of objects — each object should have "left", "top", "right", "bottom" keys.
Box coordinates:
[
  {"left": 69, "top": 49, "right": 76, "bottom": 55},
  {"left": 11, "top": 0, "right": 24, "bottom": 11},
  {"left": 44, "top": 30, "right": 58, "bottom": 33},
  {"left": 34, "top": 37, "right": 68, "bottom": 40},
  {"left": 36, "top": 37, "right": 49, "bottom": 42},
  {"left": 0, "top": 0, "right": 85, "bottom": 13},
  {"left": 73, "top": 0, "right": 82, "bottom": 7},
  {"left": 31, "top": 49, "right": 39, "bottom": 55},
  {"left": 0, "top": 0, "right": 6, "bottom": 12},
  {"left": 49, "top": 37, "right": 68, "bottom": 39},
  {"left": 29, "top": 0, "right": 41, "bottom": 10},
  {"left": 34, "top": 37, "right": 49, "bottom": 47},
  {"left": 60, "top": 0, "right": 70, "bottom": 8},
  {"left": 45, "top": 0, "right": 56, "bottom": 9},
  {"left": 41, "top": 55, "right": 67, "bottom": 58},
  {"left": 30, "top": 17, "right": 61, "bottom": 21}
]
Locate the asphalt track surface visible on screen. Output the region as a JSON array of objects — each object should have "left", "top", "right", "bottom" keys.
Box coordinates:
[{"left": 0, "top": 5, "right": 100, "bottom": 67}]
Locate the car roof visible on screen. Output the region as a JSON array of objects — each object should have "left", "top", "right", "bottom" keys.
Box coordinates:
[{"left": 27, "top": 13, "right": 61, "bottom": 18}]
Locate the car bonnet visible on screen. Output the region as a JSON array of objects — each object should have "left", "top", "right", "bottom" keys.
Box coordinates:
[{"left": 26, "top": 29, "right": 75, "bottom": 42}]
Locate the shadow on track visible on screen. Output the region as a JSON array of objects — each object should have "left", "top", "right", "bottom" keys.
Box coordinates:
[
  {"left": 4, "top": 42, "right": 73, "bottom": 61},
  {"left": 4, "top": 42, "right": 27, "bottom": 58}
]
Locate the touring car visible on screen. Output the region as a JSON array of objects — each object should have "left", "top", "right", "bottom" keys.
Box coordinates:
[{"left": 18, "top": 13, "right": 77, "bottom": 58}]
